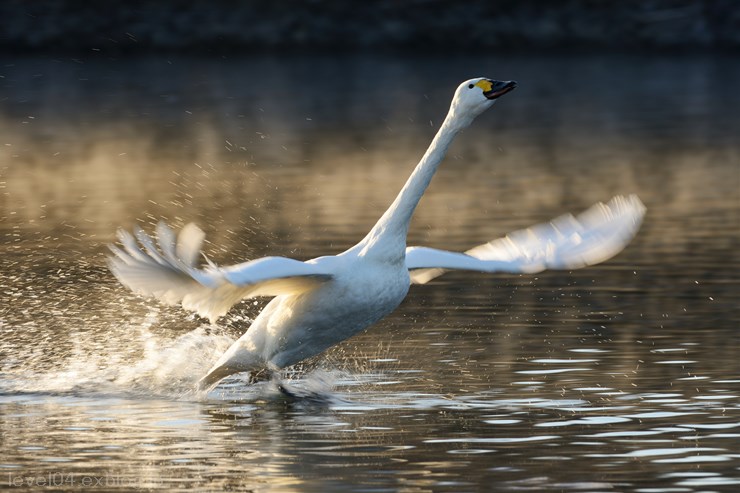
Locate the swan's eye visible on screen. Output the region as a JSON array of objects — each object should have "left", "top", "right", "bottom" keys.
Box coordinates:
[{"left": 468, "top": 84, "right": 474, "bottom": 89}]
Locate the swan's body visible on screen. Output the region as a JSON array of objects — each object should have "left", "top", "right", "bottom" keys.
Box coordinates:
[
  {"left": 205, "top": 251, "right": 410, "bottom": 385},
  {"left": 109, "top": 78, "right": 646, "bottom": 390}
]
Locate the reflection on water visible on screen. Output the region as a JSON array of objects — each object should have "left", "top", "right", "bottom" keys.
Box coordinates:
[{"left": 1, "top": 54, "right": 739, "bottom": 491}]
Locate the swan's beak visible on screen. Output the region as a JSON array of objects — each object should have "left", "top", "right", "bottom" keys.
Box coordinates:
[{"left": 479, "top": 79, "right": 517, "bottom": 100}]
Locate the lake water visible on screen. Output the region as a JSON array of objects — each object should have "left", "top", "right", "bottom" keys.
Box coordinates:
[{"left": 1, "top": 54, "right": 739, "bottom": 491}]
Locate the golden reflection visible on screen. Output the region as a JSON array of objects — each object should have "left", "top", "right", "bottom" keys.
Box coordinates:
[{"left": 1, "top": 55, "right": 738, "bottom": 491}]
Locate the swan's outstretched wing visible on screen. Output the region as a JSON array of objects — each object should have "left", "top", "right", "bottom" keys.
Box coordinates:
[
  {"left": 108, "top": 222, "right": 333, "bottom": 322},
  {"left": 407, "top": 195, "right": 646, "bottom": 284}
]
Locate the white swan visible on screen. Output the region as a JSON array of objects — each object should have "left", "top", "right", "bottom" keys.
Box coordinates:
[{"left": 109, "top": 77, "right": 646, "bottom": 390}]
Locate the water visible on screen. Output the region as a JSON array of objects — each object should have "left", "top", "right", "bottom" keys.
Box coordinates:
[{"left": 1, "top": 54, "right": 739, "bottom": 491}]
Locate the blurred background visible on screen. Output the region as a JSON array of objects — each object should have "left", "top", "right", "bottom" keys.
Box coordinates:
[
  {"left": 1, "top": 0, "right": 739, "bottom": 53},
  {"left": 1, "top": 2, "right": 739, "bottom": 492}
]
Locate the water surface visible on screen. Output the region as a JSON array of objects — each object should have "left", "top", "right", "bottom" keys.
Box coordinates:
[{"left": 1, "top": 54, "right": 739, "bottom": 491}]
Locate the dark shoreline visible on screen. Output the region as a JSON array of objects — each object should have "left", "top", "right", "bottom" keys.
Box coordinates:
[{"left": 1, "top": 0, "right": 738, "bottom": 54}]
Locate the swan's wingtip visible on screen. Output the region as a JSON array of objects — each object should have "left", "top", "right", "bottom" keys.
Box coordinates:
[
  {"left": 156, "top": 220, "right": 174, "bottom": 238},
  {"left": 596, "top": 194, "right": 646, "bottom": 228},
  {"left": 612, "top": 194, "right": 646, "bottom": 214},
  {"left": 621, "top": 194, "right": 647, "bottom": 227},
  {"left": 180, "top": 222, "right": 205, "bottom": 235},
  {"left": 116, "top": 226, "right": 134, "bottom": 243},
  {"left": 630, "top": 194, "right": 647, "bottom": 214}
]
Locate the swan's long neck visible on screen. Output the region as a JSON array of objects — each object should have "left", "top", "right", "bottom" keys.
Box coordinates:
[{"left": 356, "top": 107, "right": 471, "bottom": 260}]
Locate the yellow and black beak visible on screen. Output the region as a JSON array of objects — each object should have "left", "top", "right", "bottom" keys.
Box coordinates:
[{"left": 475, "top": 79, "right": 517, "bottom": 100}]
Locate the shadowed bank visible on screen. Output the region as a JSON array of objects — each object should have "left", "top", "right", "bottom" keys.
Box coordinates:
[{"left": 1, "top": 1, "right": 739, "bottom": 53}]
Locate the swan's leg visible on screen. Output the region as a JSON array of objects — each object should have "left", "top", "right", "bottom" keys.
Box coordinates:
[
  {"left": 198, "top": 367, "right": 267, "bottom": 391},
  {"left": 247, "top": 369, "right": 269, "bottom": 385}
]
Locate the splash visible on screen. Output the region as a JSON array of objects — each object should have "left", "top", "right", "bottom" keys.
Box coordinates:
[
  {"left": 1, "top": 302, "right": 380, "bottom": 404},
  {"left": 112, "top": 324, "right": 235, "bottom": 396},
  {"left": 1, "top": 310, "right": 235, "bottom": 399},
  {"left": 1, "top": 305, "right": 351, "bottom": 403}
]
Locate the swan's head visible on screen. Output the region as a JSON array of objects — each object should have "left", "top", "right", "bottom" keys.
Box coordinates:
[{"left": 450, "top": 77, "right": 517, "bottom": 122}]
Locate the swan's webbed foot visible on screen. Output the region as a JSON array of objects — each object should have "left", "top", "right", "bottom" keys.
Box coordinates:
[
  {"left": 268, "top": 371, "right": 298, "bottom": 398},
  {"left": 276, "top": 381, "right": 299, "bottom": 399}
]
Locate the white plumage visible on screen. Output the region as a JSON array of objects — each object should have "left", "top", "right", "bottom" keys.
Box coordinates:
[
  {"left": 109, "top": 78, "right": 645, "bottom": 390},
  {"left": 407, "top": 194, "right": 645, "bottom": 284}
]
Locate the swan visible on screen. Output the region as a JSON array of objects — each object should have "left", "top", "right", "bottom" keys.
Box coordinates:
[{"left": 108, "top": 77, "right": 646, "bottom": 390}]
